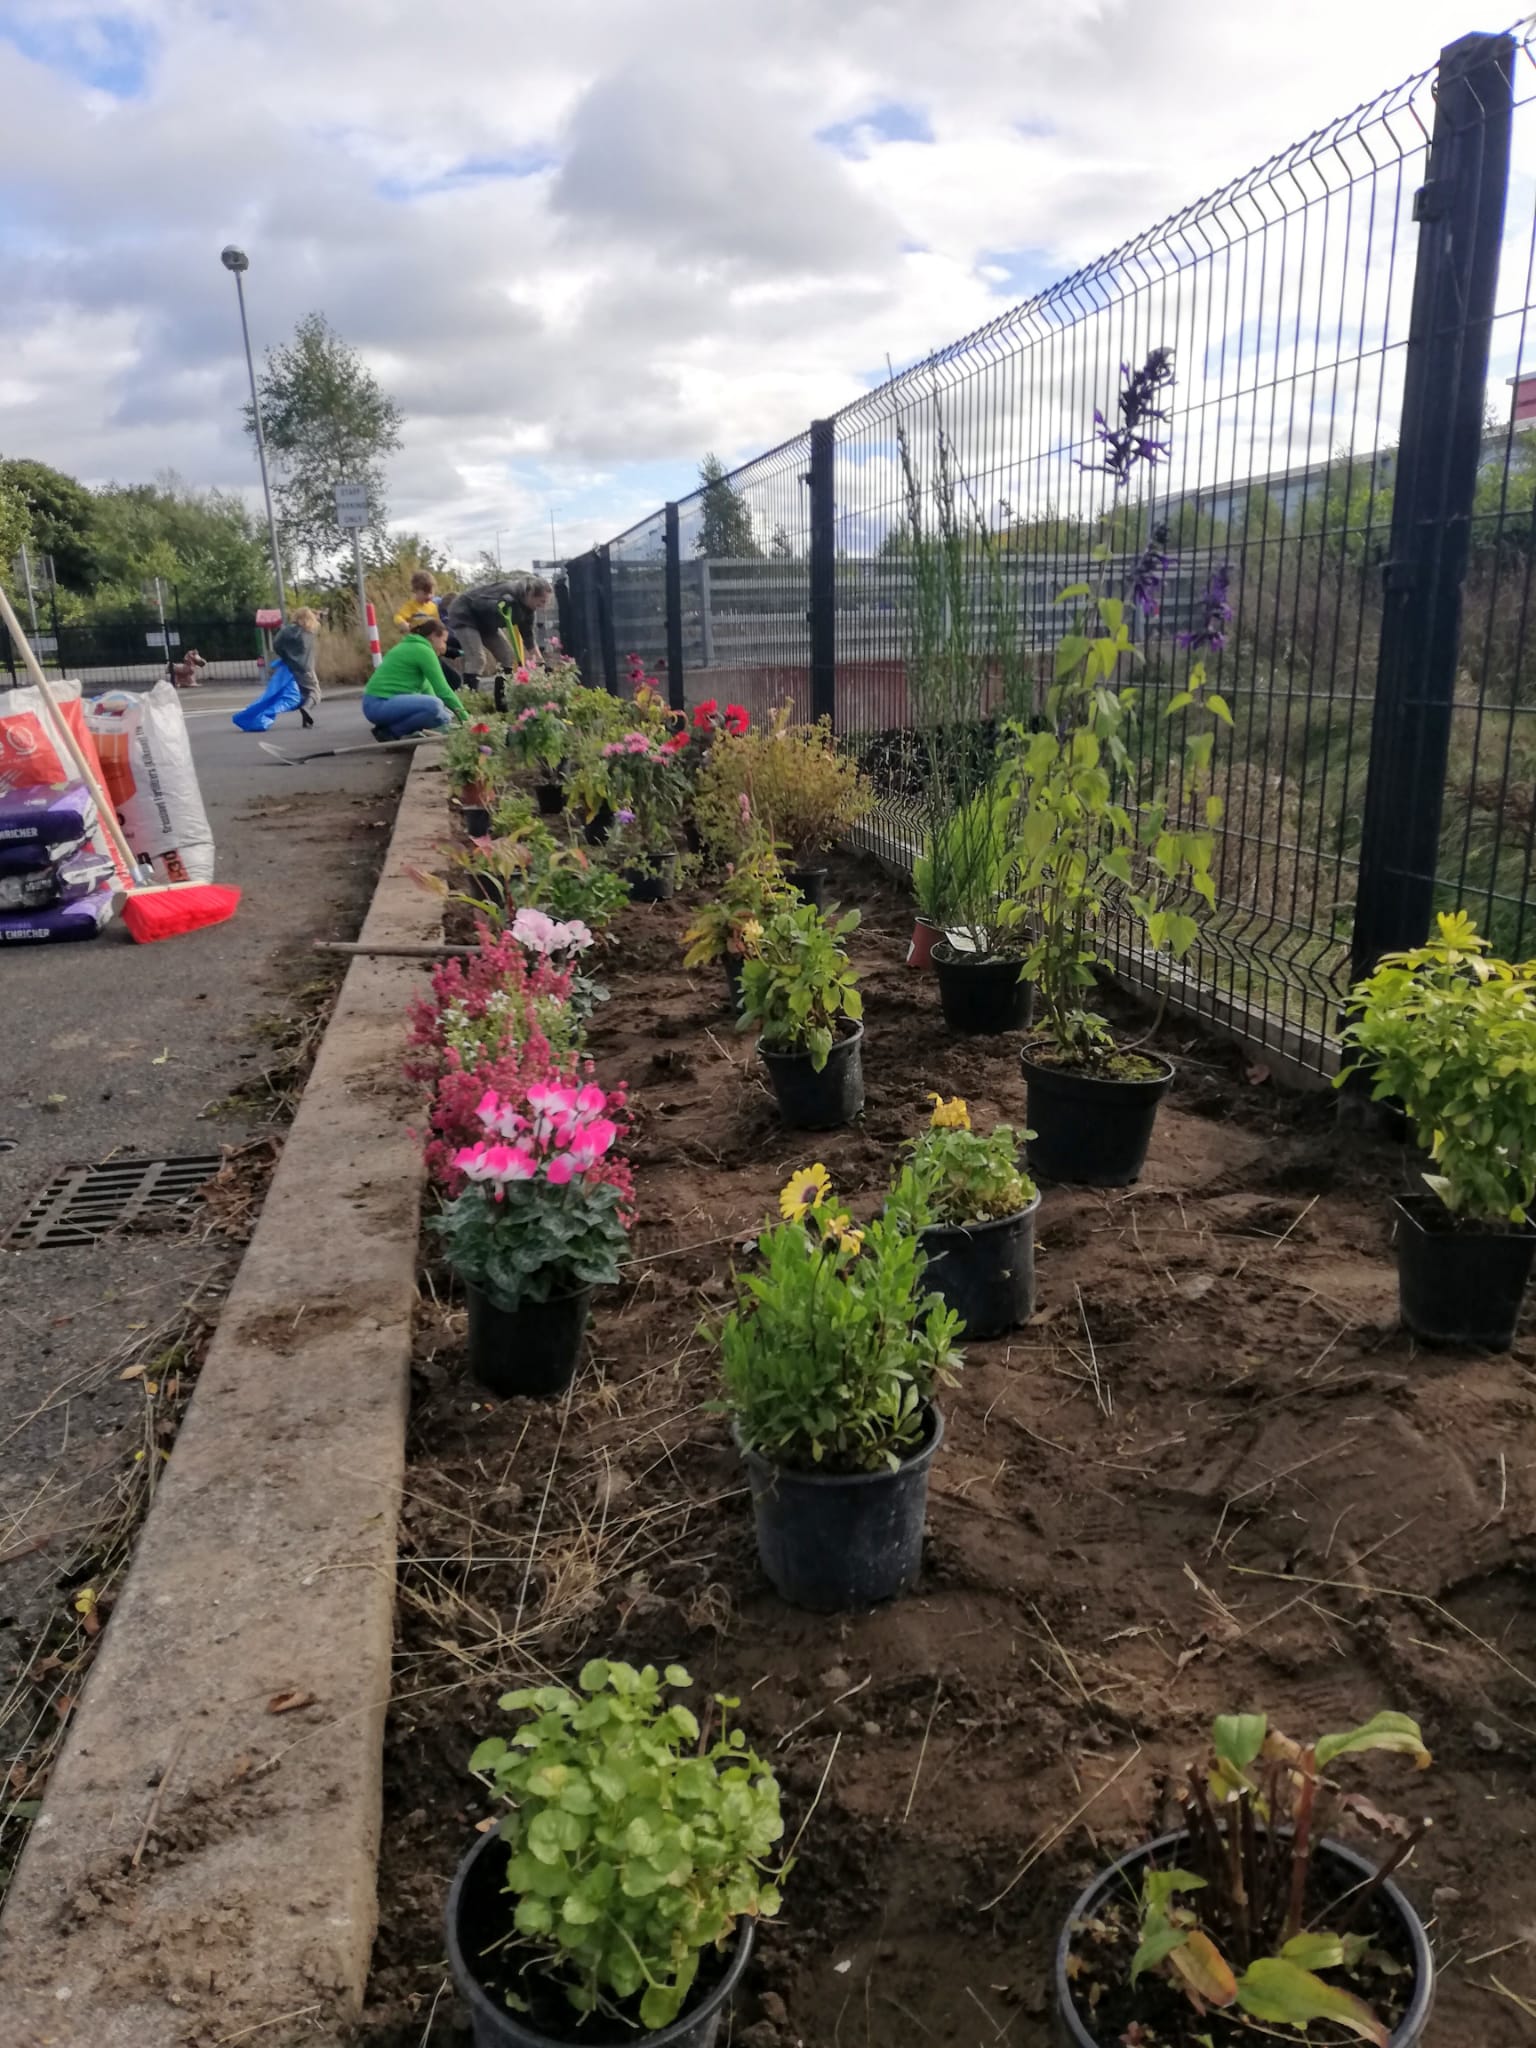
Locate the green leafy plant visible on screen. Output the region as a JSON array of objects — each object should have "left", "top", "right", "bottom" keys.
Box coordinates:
[
  {"left": 885, "top": 1094, "right": 1036, "bottom": 1230},
  {"left": 737, "top": 901, "right": 863, "bottom": 1071},
  {"left": 1338, "top": 910, "right": 1536, "bottom": 1225},
  {"left": 694, "top": 707, "right": 873, "bottom": 864},
  {"left": 716, "top": 1165, "right": 963, "bottom": 1471},
  {"left": 682, "top": 842, "right": 798, "bottom": 968},
  {"left": 914, "top": 779, "right": 1024, "bottom": 957},
  {"left": 1115, "top": 1710, "right": 1432, "bottom": 2046},
  {"left": 442, "top": 714, "right": 509, "bottom": 797},
  {"left": 469, "top": 1660, "right": 784, "bottom": 2031},
  {"left": 1011, "top": 586, "right": 1228, "bottom": 1067}
]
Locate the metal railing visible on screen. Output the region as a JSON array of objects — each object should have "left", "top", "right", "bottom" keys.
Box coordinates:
[{"left": 562, "top": 25, "right": 1536, "bottom": 1077}]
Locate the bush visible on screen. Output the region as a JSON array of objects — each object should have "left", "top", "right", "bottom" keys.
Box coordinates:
[
  {"left": 694, "top": 707, "right": 872, "bottom": 863},
  {"left": 470, "top": 1660, "right": 783, "bottom": 2032},
  {"left": 885, "top": 1095, "right": 1036, "bottom": 1229},
  {"left": 682, "top": 843, "right": 798, "bottom": 969},
  {"left": 737, "top": 902, "right": 862, "bottom": 1070}
]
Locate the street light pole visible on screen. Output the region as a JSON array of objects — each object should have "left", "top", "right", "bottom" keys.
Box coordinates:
[{"left": 221, "top": 245, "right": 287, "bottom": 617}]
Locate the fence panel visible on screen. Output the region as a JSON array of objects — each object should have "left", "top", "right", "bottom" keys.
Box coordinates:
[{"left": 2, "top": 614, "right": 265, "bottom": 690}]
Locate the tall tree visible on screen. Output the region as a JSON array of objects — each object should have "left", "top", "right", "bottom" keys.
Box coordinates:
[
  {"left": 0, "top": 457, "right": 101, "bottom": 590},
  {"left": 695, "top": 453, "right": 761, "bottom": 559},
  {"left": 0, "top": 474, "right": 31, "bottom": 581},
  {"left": 90, "top": 475, "right": 271, "bottom": 617},
  {"left": 246, "top": 313, "right": 403, "bottom": 579}
]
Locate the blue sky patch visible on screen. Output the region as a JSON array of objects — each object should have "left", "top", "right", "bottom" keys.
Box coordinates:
[
  {"left": 818, "top": 101, "right": 934, "bottom": 158},
  {"left": 377, "top": 150, "right": 556, "bottom": 201},
  {"left": 0, "top": 8, "right": 155, "bottom": 97},
  {"left": 980, "top": 247, "right": 1066, "bottom": 303}
]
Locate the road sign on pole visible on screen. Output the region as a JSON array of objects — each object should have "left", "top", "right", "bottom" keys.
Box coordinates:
[{"left": 334, "top": 480, "right": 369, "bottom": 530}]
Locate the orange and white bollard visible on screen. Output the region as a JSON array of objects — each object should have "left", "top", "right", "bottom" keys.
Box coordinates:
[{"left": 366, "top": 601, "right": 382, "bottom": 669}]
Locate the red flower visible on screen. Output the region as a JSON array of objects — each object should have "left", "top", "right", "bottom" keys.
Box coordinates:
[
  {"left": 470, "top": 723, "right": 491, "bottom": 734},
  {"left": 661, "top": 733, "right": 690, "bottom": 755},
  {"left": 692, "top": 699, "right": 719, "bottom": 729},
  {"left": 723, "top": 704, "right": 749, "bottom": 735}
]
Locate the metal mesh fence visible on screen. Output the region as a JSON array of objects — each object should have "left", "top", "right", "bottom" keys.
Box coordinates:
[{"left": 566, "top": 23, "right": 1536, "bottom": 1077}]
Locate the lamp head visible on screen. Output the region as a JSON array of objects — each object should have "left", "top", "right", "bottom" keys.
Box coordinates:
[{"left": 220, "top": 246, "right": 249, "bottom": 274}]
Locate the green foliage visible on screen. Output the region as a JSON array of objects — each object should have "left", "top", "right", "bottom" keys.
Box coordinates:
[
  {"left": 0, "top": 458, "right": 100, "bottom": 590},
  {"left": 885, "top": 1099, "right": 1036, "bottom": 1230},
  {"left": 469, "top": 1661, "right": 783, "bottom": 2031},
  {"left": 441, "top": 714, "right": 508, "bottom": 796},
  {"left": 717, "top": 1174, "right": 963, "bottom": 1473},
  {"left": 1338, "top": 910, "right": 1536, "bottom": 1225},
  {"left": 914, "top": 780, "right": 1022, "bottom": 954},
  {"left": 737, "top": 902, "right": 863, "bottom": 1070},
  {"left": 434, "top": 1175, "right": 629, "bottom": 1311},
  {"left": 1125, "top": 1709, "right": 1431, "bottom": 2045},
  {"left": 249, "top": 311, "right": 403, "bottom": 579},
  {"left": 694, "top": 708, "right": 873, "bottom": 863},
  {"left": 682, "top": 843, "right": 797, "bottom": 968},
  {"left": 89, "top": 477, "right": 272, "bottom": 617},
  {"left": 1011, "top": 589, "right": 1227, "bottom": 1065},
  {"left": 695, "top": 454, "right": 762, "bottom": 560},
  {"left": 0, "top": 473, "right": 31, "bottom": 582}
]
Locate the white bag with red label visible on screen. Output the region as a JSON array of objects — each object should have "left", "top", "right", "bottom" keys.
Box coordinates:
[{"left": 83, "top": 683, "right": 216, "bottom": 884}]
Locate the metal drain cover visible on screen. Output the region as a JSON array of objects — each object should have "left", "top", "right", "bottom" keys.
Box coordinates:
[{"left": 7, "top": 1155, "right": 222, "bottom": 1249}]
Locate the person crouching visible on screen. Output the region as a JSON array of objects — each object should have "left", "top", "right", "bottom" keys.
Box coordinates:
[{"left": 360, "top": 618, "right": 470, "bottom": 738}]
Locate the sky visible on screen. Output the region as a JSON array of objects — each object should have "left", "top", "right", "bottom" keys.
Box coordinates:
[{"left": 0, "top": 0, "right": 1519, "bottom": 573}]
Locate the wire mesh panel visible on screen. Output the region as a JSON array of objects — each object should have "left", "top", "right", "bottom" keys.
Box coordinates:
[
  {"left": 675, "top": 436, "right": 812, "bottom": 728},
  {"left": 609, "top": 510, "right": 669, "bottom": 687}
]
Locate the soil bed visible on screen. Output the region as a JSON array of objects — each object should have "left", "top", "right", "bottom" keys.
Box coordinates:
[{"left": 359, "top": 853, "right": 1536, "bottom": 2048}]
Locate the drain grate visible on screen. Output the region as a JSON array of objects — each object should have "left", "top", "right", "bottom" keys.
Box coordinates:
[{"left": 7, "top": 1155, "right": 222, "bottom": 1249}]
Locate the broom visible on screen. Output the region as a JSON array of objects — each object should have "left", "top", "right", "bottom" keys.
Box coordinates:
[{"left": 0, "top": 583, "right": 241, "bottom": 943}]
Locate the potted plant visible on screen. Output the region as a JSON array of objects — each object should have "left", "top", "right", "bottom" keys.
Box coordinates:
[
  {"left": 444, "top": 718, "right": 509, "bottom": 837},
  {"left": 507, "top": 695, "right": 571, "bottom": 807},
  {"left": 737, "top": 900, "right": 865, "bottom": 1128},
  {"left": 1338, "top": 910, "right": 1536, "bottom": 1349},
  {"left": 1057, "top": 1709, "right": 1436, "bottom": 2047},
  {"left": 681, "top": 841, "right": 797, "bottom": 1012},
  {"left": 922, "top": 780, "right": 1033, "bottom": 1033},
  {"left": 435, "top": 1079, "right": 633, "bottom": 1398},
  {"left": 716, "top": 1166, "right": 963, "bottom": 1611},
  {"left": 885, "top": 1094, "right": 1040, "bottom": 1338},
  {"left": 693, "top": 707, "right": 873, "bottom": 902},
  {"left": 451, "top": 1659, "right": 783, "bottom": 2047},
  {"left": 592, "top": 729, "right": 690, "bottom": 899}
]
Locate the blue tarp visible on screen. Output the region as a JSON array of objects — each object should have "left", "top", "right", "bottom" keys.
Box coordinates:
[{"left": 231, "top": 661, "right": 301, "bottom": 733}]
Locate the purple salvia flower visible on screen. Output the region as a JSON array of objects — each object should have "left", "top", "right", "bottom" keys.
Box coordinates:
[
  {"left": 1130, "top": 523, "right": 1169, "bottom": 619},
  {"left": 1083, "top": 348, "right": 1175, "bottom": 486},
  {"left": 1178, "top": 563, "right": 1234, "bottom": 653}
]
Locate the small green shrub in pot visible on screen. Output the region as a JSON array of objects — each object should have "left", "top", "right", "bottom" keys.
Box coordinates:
[
  {"left": 682, "top": 843, "right": 797, "bottom": 972},
  {"left": 736, "top": 901, "right": 862, "bottom": 1071},
  {"left": 885, "top": 1094, "right": 1041, "bottom": 1338},
  {"left": 693, "top": 707, "right": 873, "bottom": 867},
  {"left": 464, "top": 1660, "right": 784, "bottom": 2033}
]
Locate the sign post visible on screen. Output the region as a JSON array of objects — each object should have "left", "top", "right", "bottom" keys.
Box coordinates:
[{"left": 334, "top": 481, "right": 380, "bottom": 670}]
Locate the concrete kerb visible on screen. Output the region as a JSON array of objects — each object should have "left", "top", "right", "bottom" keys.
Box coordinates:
[{"left": 0, "top": 747, "right": 447, "bottom": 2048}]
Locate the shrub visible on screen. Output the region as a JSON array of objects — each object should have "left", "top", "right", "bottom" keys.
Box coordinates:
[
  {"left": 737, "top": 902, "right": 862, "bottom": 1071},
  {"left": 404, "top": 921, "right": 576, "bottom": 1088},
  {"left": 694, "top": 707, "right": 873, "bottom": 864},
  {"left": 682, "top": 843, "right": 798, "bottom": 969},
  {"left": 1338, "top": 909, "right": 1536, "bottom": 1224},
  {"left": 717, "top": 1166, "right": 963, "bottom": 1472},
  {"left": 885, "top": 1095, "right": 1037, "bottom": 1229},
  {"left": 912, "top": 779, "right": 1022, "bottom": 957},
  {"left": 469, "top": 1660, "right": 783, "bottom": 2031}
]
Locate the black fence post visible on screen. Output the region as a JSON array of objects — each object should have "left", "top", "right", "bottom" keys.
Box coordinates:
[
  {"left": 1350, "top": 30, "right": 1515, "bottom": 982},
  {"left": 664, "top": 503, "right": 685, "bottom": 713},
  {"left": 808, "top": 417, "right": 836, "bottom": 726},
  {"left": 596, "top": 543, "right": 619, "bottom": 695}
]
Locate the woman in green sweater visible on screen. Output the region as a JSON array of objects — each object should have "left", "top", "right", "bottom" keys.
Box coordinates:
[{"left": 362, "top": 620, "right": 470, "bottom": 739}]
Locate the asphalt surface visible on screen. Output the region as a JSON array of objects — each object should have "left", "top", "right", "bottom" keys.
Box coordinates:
[{"left": 0, "top": 686, "right": 412, "bottom": 1680}]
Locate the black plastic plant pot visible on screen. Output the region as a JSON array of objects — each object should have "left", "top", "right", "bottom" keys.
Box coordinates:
[
  {"left": 758, "top": 1023, "right": 865, "bottom": 1129},
  {"left": 464, "top": 1284, "right": 591, "bottom": 1399},
  {"left": 918, "top": 1192, "right": 1041, "bottom": 1340},
  {"left": 684, "top": 817, "right": 704, "bottom": 856},
  {"left": 625, "top": 853, "right": 679, "bottom": 903},
  {"left": 534, "top": 780, "right": 566, "bottom": 816},
  {"left": 1054, "top": 1830, "right": 1434, "bottom": 2048},
  {"left": 723, "top": 956, "right": 745, "bottom": 1015},
  {"left": 466, "top": 872, "right": 504, "bottom": 909},
  {"left": 582, "top": 801, "right": 615, "bottom": 847},
  {"left": 1392, "top": 1193, "right": 1536, "bottom": 1351},
  {"left": 736, "top": 1405, "right": 944, "bottom": 1613},
  {"left": 787, "top": 865, "right": 828, "bottom": 908},
  {"left": 932, "top": 945, "right": 1034, "bottom": 1035},
  {"left": 447, "top": 1826, "right": 756, "bottom": 2048},
  {"left": 461, "top": 804, "right": 492, "bottom": 839},
  {"left": 1021, "top": 1045, "right": 1173, "bottom": 1187}
]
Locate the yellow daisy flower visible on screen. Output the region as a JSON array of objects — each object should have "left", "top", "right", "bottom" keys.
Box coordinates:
[
  {"left": 928, "top": 1093, "right": 971, "bottom": 1130},
  {"left": 825, "top": 1213, "right": 864, "bottom": 1255},
  {"left": 779, "top": 1163, "right": 831, "bottom": 1219},
  {"left": 739, "top": 917, "right": 764, "bottom": 956}
]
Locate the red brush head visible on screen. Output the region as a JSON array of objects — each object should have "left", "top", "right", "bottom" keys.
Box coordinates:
[{"left": 122, "top": 884, "right": 241, "bottom": 944}]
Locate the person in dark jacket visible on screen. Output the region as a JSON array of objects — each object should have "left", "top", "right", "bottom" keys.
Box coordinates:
[
  {"left": 442, "top": 573, "right": 551, "bottom": 684},
  {"left": 271, "top": 607, "right": 322, "bottom": 728}
]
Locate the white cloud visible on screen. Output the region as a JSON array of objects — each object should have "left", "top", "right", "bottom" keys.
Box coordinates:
[{"left": 0, "top": 0, "right": 1506, "bottom": 568}]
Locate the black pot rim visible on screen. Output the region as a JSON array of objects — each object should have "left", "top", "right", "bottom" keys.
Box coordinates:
[
  {"left": 464, "top": 1278, "right": 595, "bottom": 1316},
  {"left": 446, "top": 1826, "right": 757, "bottom": 2048},
  {"left": 1053, "top": 1829, "right": 1434, "bottom": 2048},
  {"left": 1021, "top": 1041, "right": 1175, "bottom": 1088},
  {"left": 916, "top": 1191, "right": 1042, "bottom": 1245},
  {"left": 733, "top": 1400, "right": 944, "bottom": 1487},
  {"left": 931, "top": 941, "right": 1027, "bottom": 970},
  {"left": 1391, "top": 1191, "right": 1536, "bottom": 1240},
  {"left": 756, "top": 1020, "right": 865, "bottom": 1068},
  {"left": 786, "top": 863, "right": 829, "bottom": 880}
]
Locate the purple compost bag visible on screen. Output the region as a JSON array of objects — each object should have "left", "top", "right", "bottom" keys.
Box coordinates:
[
  {"left": 0, "top": 781, "right": 97, "bottom": 851},
  {"left": 0, "top": 834, "right": 86, "bottom": 876},
  {"left": 0, "top": 851, "right": 118, "bottom": 913},
  {"left": 0, "top": 884, "right": 118, "bottom": 944}
]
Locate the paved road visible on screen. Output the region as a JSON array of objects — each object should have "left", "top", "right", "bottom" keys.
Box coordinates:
[{"left": 0, "top": 688, "right": 413, "bottom": 1705}]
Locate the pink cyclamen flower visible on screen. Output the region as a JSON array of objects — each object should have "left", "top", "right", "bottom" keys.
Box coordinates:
[
  {"left": 575, "top": 1083, "right": 607, "bottom": 1114},
  {"left": 546, "top": 1154, "right": 578, "bottom": 1186}
]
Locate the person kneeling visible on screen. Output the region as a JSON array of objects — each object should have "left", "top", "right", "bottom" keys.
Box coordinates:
[{"left": 361, "top": 619, "right": 470, "bottom": 739}]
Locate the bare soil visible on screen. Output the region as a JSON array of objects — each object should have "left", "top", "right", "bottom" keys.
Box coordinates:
[{"left": 359, "top": 852, "right": 1536, "bottom": 2048}]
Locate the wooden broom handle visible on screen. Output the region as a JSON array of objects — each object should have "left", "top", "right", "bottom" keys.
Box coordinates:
[{"left": 0, "top": 579, "right": 146, "bottom": 885}]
